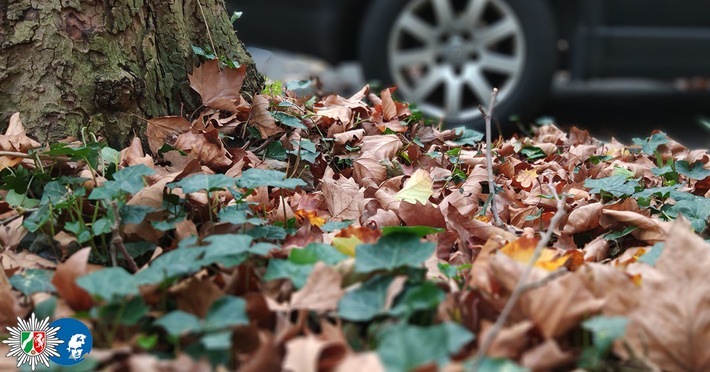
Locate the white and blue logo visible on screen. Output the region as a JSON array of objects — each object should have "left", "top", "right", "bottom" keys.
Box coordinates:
[{"left": 48, "top": 318, "right": 93, "bottom": 366}]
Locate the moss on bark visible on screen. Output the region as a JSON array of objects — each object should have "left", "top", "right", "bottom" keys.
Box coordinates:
[{"left": 0, "top": 0, "right": 262, "bottom": 148}]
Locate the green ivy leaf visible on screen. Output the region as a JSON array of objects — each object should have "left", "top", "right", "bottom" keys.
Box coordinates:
[
  {"left": 289, "top": 243, "right": 349, "bottom": 265},
  {"left": 246, "top": 225, "right": 287, "bottom": 240},
  {"left": 389, "top": 282, "right": 445, "bottom": 318},
  {"left": 663, "top": 198, "right": 710, "bottom": 233},
  {"left": 23, "top": 204, "right": 51, "bottom": 232},
  {"left": 64, "top": 221, "right": 92, "bottom": 243},
  {"left": 450, "top": 127, "right": 483, "bottom": 146},
  {"left": 675, "top": 160, "right": 710, "bottom": 180},
  {"left": 199, "top": 234, "right": 276, "bottom": 262},
  {"left": 92, "top": 217, "right": 113, "bottom": 236},
  {"left": 582, "top": 316, "right": 628, "bottom": 351},
  {"left": 77, "top": 267, "right": 140, "bottom": 301},
  {"left": 170, "top": 174, "right": 236, "bottom": 194},
  {"left": 236, "top": 168, "right": 306, "bottom": 189},
  {"left": 218, "top": 206, "right": 266, "bottom": 226},
  {"left": 632, "top": 132, "right": 668, "bottom": 155},
  {"left": 338, "top": 275, "right": 395, "bottom": 322},
  {"left": 580, "top": 315, "right": 628, "bottom": 369},
  {"left": 285, "top": 79, "right": 311, "bottom": 91},
  {"left": 381, "top": 226, "right": 444, "bottom": 237},
  {"left": 475, "top": 357, "right": 528, "bottom": 372},
  {"left": 40, "top": 181, "right": 70, "bottom": 206},
  {"left": 584, "top": 175, "right": 638, "bottom": 198},
  {"left": 264, "top": 260, "right": 313, "bottom": 289},
  {"left": 9, "top": 269, "right": 55, "bottom": 296},
  {"left": 272, "top": 112, "right": 308, "bottom": 130},
  {"left": 319, "top": 220, "right": 354, "bottom": 232},
  {"left": 204, "top": 296, "right": 249, "bottom": 331},
  {"left": 520, "top": 146, "right": 547, "bottom": 161},
  {"left": 376, "top": 322, "right": 474, "bottom": 371},
  {"left": 264, "top": 141, "right": 288, "bottom": 161},
  {"left": 289, "top": 138, "right": 320, "bottom": 163},
  {"left": 191, "top": 45, "right": 216, "bottom": 59},
  {"left": 120, "top": 205, "right": 155, "bottom": 224},
  {"left": 200, "top": 331, "right": 232, "bottom": 350},
  {"left": 88, "top": 181, "right": 123, "bottom": 201},
  {"left": 155, "top": 310, "right": 202, "bottom": 338},
  {"left": 134, "top": 248, "right": 205, "bottom": 285},
  {"left": 638, "top": 243, "right": 664, "bottom": 266},
  {"left": 355, "top": 233, "right": 435, "bottom": 273},
  {"left": 4, "top": 189, "right": 39, "bottom": 209},
  {"left": 94, "top": 296, "right": 148, "bottom": 326},
  {"left": 632, "top": 185, "right": 679, "bottom": 199},
  {"left": 113, "top": 164, "right": 156, "bottom": 194}
]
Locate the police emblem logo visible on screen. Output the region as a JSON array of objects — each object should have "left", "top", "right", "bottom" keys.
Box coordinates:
[
  {"left": 21, "top": 331, "right": 46, "bottom": 355},
  {"left": 3, "top": 313, "right": 64, "bottom": 371}
]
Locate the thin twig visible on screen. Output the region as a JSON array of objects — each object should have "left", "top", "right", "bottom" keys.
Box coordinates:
[
  {"left": 196, "top": 0, "right": 218, "bottom": 62},
  {"left": 0, "top": 151, "right": 70, "bottom": 162},
  {"left": 479, "top": 88, "right": 503, "bottom": 228},
  {"left": 110, "top": 201, "right": 139, "bottom": 273},
  {"left": 473, "top": 180, "right": 566, "bottom": 368},
  {"left": 519, "top": 268, "right": 568, "bottom": 292}
]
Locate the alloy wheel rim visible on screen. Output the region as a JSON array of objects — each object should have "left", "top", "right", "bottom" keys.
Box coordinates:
[{"left": 387, "top": 0, "right": 526, "bottom": 122}]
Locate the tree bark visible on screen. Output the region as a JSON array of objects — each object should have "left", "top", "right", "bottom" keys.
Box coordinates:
[{"left": 0, "top": 0, "right": 262, "bottom": 147}]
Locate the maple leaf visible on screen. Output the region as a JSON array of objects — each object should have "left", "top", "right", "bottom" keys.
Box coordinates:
[
  {"left": 250, "top": 94, "right": 285, "bottom": 138},
  {"left": 359, "top": 134, "right": 403, "bottom": 160},
  {"left": 146, "top": 116, "right": 192, "bottom": 154},
  {"left": 395, "top": 169, "right": 433, "bottom": 205},
  {"left": 0, "top": 113, "right": 41, "bottom": 170},
  {"left": 321, "top": 174, "right": 364, "bottom": 221},
  {"left": 489, "top": 254, "right": 605, "bottom": 338},
  {"left": 614, "top": 219, "right": 710, "bottom": 371},
  {"left": 188, "top": 59, "right": 246, "bottom": 112}
]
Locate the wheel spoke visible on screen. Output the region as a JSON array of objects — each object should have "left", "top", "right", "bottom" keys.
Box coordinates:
[
  {"left": 461, "top": 0, "right": 488, "bottom": 25},
  {"left": 398, "top": 13, "right": 437, "bottom": 43},
  {"left": 444, "top": 71, "right": 464, "bottom": 115},
  {"left": 476, "top": 17, "right": 516, "bottom": 45},
  {"left": 464, "top": 66, "right": 493, "bottom": 104},
  {"left": 391, "top": 48, "right": 436, "bottom": 68},
  {"left": 480, "top": 51, "right": 520, "bottom": 74},
  {"left": 412, "top": 68, "right": 443, "bottom": 101},
  {"left": 431, "top": 0, "right": 455, "bottom": 25}
]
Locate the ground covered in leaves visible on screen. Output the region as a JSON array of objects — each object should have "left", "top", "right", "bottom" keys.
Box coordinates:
[{"left": 1, "top": 59, "right": 710, "bottom": 371}]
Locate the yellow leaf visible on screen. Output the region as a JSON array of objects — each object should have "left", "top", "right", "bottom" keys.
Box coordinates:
[
  {"left": 331, "top": 236, "right": 362, "bottom": 257},
  {"left": 500, "top": 237, "right": 569, "bottom": 271},
  {"left": 294, "top": 209, "right": 326, "bottom": 227},
  {"left": 395, "top": 169, "right": 433, "bottom": 205}
]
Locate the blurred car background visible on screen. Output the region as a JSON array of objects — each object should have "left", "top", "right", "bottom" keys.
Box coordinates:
[{"left": 227, "top": 0, "right": 710, "bottom": 148}]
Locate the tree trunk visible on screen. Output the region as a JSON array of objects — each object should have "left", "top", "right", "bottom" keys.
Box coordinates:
[{"left": 0, "top": 0, "right": 262, "bottom": 148}]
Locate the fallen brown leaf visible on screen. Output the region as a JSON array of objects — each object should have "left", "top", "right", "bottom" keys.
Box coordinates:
[
  {"left": 188, "top": 59, "right": 246, "bottom": 112},
  {"left": 291, "top": 262, "right": 344, "bottom": 312},
  {"left": 51, "top": 247, "right": 95, "bottom": 311}
]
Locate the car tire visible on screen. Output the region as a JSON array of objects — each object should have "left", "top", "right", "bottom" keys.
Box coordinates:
[{"left": 358, "top": 0, "right": 557, "bottom": 130}]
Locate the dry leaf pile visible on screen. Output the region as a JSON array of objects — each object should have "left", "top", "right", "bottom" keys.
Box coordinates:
[{"left": 1, "top": 60, "right": 710, "bottom": 371}]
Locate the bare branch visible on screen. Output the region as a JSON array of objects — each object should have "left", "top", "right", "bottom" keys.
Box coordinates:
[
  {"left": 110, "top": 201, "right": 139, "bottom": 273},
  {"left": 478, "top": 88, "right": 503, "bottom": 228},
  {"left": 473, "top": 180, "right": 566, "bottom": 366}
]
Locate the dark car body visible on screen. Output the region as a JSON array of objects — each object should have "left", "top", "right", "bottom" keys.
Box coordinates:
[
  {"left": 229, "top": 0, "right": 710, "bottom": 79},
  {"left": 228, "top": 0, "right": 710, "bottom": 128}
]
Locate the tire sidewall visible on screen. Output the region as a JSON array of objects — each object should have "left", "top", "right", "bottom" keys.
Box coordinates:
[{"left": 358, "top": 0, "right": 557, "bottom": 129}]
